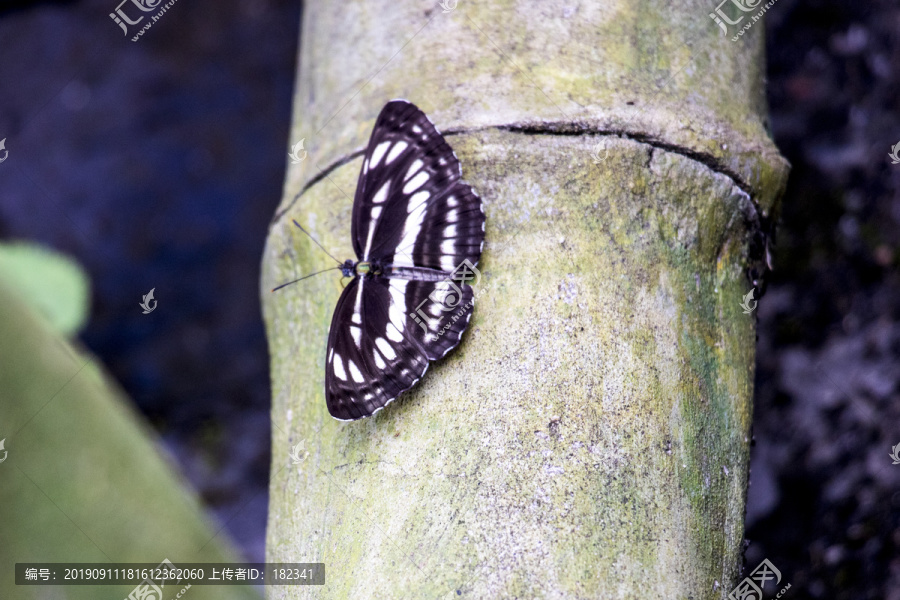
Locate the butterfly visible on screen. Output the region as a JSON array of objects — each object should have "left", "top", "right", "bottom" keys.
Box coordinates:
[{"left": 283, "top": 100, "right": 485, "bottom": 421}]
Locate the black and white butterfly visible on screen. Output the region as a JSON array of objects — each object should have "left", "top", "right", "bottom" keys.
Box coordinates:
[{"left": 285, "top": 100, "right": 485, "bottom": 421}]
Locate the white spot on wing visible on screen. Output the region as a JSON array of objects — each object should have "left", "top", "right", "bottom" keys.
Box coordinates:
[
  {"left": 348, "top": 359, "right": 364, "bottom": 383},
  {"left": 373, "top": 351, "right": 386, "bottom": 369},
  {"left": 372, "top": 181, "right": 390, "bottom": 204},
  {"left": 388, "top": 280, "right": 409, "bottom": 305},
  {"left": 376, "top": 337, "right": 397, "bottom": 359},
  {"left": 397, "top": 204, "right": 427, "bottom": 257},
  {"left": 370, "top": 141, "right": 390, "bottom": 168},
  {"left": 408, "top": 190, "right": 430, "bottom": 213},
  {"left": 390, "top": 307, "right": 405, "bottom": 332},
  {"left": 363, "top": 182, "right": 388, "bottom": 257},
  {"left": 334, "top": 354, "right": 347, "bottom": 380},
  {"left": 386, "top": 141, "right": 408, "bottom": 164},
  {"left": 403, "top": 171, "right": 429, "bottom": 194},
  {"left": 386, "top": 322, "right": 404, "bottom": 342},
  {"left": 363, "top": 228, "right": 377, "bottom": 259},
  {"left": 352, "top": 280, "right": 364, "bottom": 324},
  {"left": 350, "top": 325, "right": 361, "bottom": 347},
  {"left": 404, "top": 159, "right": 423, "bottom": 181},
  {"left": 388, "top": 280, "right": 408, "bottom": 333},
  {"left": 441, "top": 255, "right": 456, "bottom": 271},
  {"left": 441, "top": 239, "right": 456, "bottom": 254}
]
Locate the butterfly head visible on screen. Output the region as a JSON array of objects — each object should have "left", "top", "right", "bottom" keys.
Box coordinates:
[{"left": 343, "top": 260, "right": 383, "bottom": 278}]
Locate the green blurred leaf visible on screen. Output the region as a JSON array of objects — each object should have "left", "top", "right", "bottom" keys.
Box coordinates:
[
  {"left": 0, "top": 279, "right": 261, "bottom": 600},
  {"left": 0, "top": 241, "right": 90, "bottom": 336}
]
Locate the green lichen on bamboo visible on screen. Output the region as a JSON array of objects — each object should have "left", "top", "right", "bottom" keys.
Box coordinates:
[{"left": 263, "top": 131, "right": 765, "bottom": 598}]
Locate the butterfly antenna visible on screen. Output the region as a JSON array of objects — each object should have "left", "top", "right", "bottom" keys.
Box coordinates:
[
  {"left": 271, "top": 266, "right": 341, "bottom": 292},
  {"left": 292, "top": 220, "right": 342, "bottom": 266}
]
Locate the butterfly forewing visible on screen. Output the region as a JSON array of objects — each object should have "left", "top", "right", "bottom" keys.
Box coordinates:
[
  {"left": 325, "top": 100, "right": 484, "bottom": 420},
  {"left": 351, "top": 100, "right": 484, "bottom": 268}
]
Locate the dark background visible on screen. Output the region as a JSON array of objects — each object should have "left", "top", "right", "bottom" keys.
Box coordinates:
[{"left": 0, "top": 0, "right": 897, "bottom": 596}]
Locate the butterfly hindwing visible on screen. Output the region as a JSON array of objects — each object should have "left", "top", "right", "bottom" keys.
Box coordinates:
[
  {"left": 399, "top": 277, "right": 476, "bottom": 360},
  {"left": 325, "top": 276, "right": 424, "bottom": 420},
  {"left": 325, "top": 275, "right": 476, "bottom": 420}
]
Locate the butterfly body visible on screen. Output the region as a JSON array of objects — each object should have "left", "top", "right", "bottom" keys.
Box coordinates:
[{"left": 300, "top": 100, "right": 485, "bottom": 421}]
